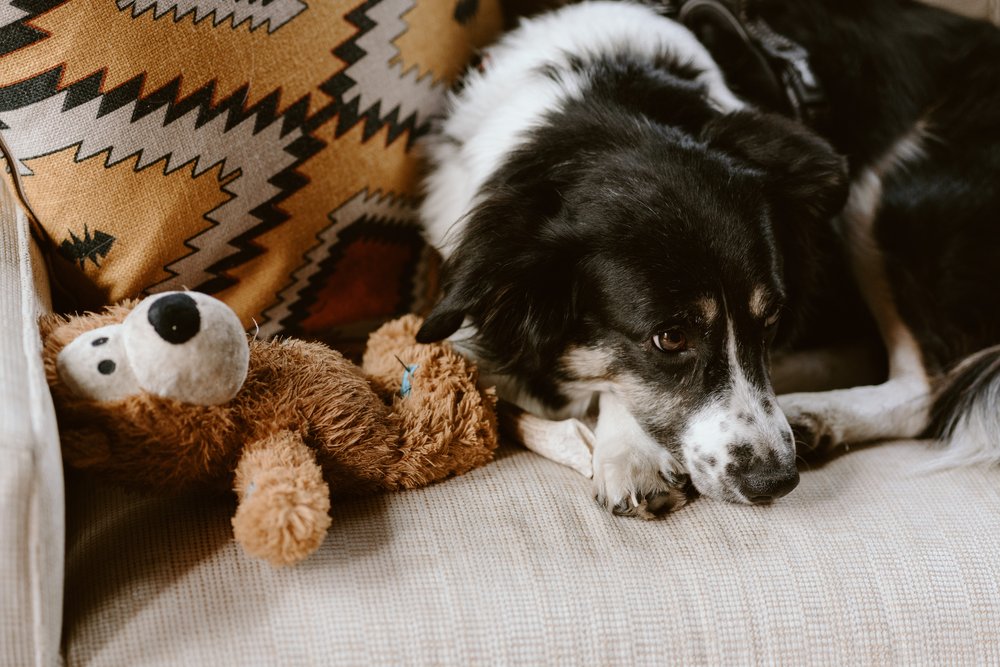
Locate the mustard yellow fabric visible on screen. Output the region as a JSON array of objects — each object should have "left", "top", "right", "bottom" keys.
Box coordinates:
[{"left": 0, "top": 0, "right": 501, "bottom": 346}]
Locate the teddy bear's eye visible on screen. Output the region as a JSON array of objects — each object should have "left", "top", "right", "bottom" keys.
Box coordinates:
[{"left": 98, "top": 360, "right": 116, "bottom": 375}]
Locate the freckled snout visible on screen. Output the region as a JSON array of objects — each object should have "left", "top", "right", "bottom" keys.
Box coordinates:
[
  {"left": 682, "top": 401, "right": 799, "bottom": 504},
  {"left": 732, "top": 457, "right": 799, "bottom": 504},
  {"left": 722, "top": 420, "right": 800, "bottom": 504}
]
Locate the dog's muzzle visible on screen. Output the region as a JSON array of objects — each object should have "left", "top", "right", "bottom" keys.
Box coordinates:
[{"left": 732, "top": 460, "right": 799, "bottom": 504}]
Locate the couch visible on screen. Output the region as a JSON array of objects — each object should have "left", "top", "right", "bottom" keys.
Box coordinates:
[{"left": 4, "top": 1, "right": 1000, "bottom": 664}]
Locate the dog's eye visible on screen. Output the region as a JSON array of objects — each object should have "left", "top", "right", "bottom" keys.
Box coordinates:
[
  {"left": 764, "top": 310, "right": 781, "bottom": 328},
  {"left": 653, "top": 328, "right": 687, "bottom": 352}
]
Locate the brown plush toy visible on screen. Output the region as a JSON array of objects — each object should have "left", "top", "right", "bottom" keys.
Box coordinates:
[{"left": 42, "top": 291, "right": 497, "bottom": 566}]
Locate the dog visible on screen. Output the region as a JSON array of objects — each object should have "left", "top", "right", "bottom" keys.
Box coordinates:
[
  {"left": 706, "top": 0, "right": 1000, "bottom": 472},
  {"left": 416, "top": 0, "right": 1000, "bottom": 516}
]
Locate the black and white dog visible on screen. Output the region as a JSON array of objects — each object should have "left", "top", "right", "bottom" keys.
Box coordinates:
[{"left": 416, "top": 0, "right": 1000, "bottom": 516}]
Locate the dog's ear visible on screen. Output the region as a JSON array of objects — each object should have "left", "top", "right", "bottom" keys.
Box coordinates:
[
  {"left": 416, "top": 163, "right": 580, "bottom": 372},
  {"left": 416, "top": 291, "right": 468, "bottom": 343},
  {"left": 702, "top": 111, "right": 849, "bottom": 346},
  {"left": 701, "top": 110, "right": 848, "bottom": 221},
  {"left": 417, "top": 178, "right": 567, "bottom": 345}
]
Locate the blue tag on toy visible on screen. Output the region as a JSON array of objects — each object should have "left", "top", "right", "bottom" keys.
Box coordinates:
[{"left": 396, "top": 355, "right": 419, "bottom": 398}]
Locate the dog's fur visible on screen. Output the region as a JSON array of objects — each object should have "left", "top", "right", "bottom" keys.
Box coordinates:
[
  {"left": 417, "top": 0, "right": 1000, "bottom": 514},
  {"left": 723, "top": 0, "right": 1000, "bottom": 472}
]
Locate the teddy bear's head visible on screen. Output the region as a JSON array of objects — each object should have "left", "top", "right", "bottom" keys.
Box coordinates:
[
  {"left": 56, "top": 291, "right": 249, "bottom": 405},
  {"left": 43, "top": 292, "right": 252, "bottom": 490}
]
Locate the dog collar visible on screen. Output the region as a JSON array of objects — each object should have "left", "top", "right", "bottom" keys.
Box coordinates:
[{"left": 666, "top": 0, "right": 829, "bottom": 128}]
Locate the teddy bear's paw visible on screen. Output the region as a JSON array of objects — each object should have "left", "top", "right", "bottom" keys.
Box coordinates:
[{"left": 232, "top": 477, "right": 332, "bottom": 567}]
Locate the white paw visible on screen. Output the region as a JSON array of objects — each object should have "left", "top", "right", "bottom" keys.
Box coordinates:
[
  {"left": 778, "top": 393, "right": 844, "bottom": 455},
  {"left": 592, "top": 448, "right": 690, "bottom": 519}
]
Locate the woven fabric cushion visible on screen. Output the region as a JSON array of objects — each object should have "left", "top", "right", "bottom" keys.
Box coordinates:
[
  {"left": 0, "top": 176, "right": 63, "bottom": 667},
  {"left": 921, "top": 0, "right": 1000, "bottom": 21},
  {"left": 63, "top": 441, "right": 1000, "bottom": 665},
  {"left": 0, "top": 0, "right": 500, "bottom": 345}
]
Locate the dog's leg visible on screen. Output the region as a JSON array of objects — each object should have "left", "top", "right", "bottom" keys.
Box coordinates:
[
  {"left": 591, "top": 392, "right": 689, "bottom": 518},
  {"left": 779, "top": 161, "right": 932, "bottom": 453},
  {"left": 779, "top": 376, "right": 929, "bottom": 453},
  {"left": 499, "top": 403, "right": 596, "bottom": 477}
]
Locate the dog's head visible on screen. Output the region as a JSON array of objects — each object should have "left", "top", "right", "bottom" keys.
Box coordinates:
[{"left": 419, "top": 109, "right": 846, "bottom": 504}]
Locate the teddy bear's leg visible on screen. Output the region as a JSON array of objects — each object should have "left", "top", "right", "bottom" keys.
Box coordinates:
[{"left": 232, "top": 430, "right": 332, "bottom": 567}]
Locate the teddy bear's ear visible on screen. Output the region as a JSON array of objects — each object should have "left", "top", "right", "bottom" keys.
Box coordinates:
[{"left": 38, "top": 312, "right": 69, "bottom": 341}]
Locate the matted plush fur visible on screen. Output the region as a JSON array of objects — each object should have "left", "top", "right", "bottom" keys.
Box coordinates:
[{"left": 42, "top": 308, "right": 497, "bottom": 565}]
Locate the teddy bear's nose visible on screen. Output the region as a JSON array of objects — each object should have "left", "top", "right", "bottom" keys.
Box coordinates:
[{"left": 148, "top": 293, "right": 201, "bottom": 345}]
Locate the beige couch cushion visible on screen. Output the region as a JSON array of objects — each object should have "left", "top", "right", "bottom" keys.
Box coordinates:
[
  {"left": 0, "top": 175, "right": 63, "bottom": 667},
  {"left": 921, "top": 0, "right": 1000, "bottom": 22},
  {"left": 64, "top": 441, "right": 1000, "bottom": 665}
]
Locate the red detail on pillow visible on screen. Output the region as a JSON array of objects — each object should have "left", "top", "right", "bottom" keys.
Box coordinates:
[{"left": 300, "top": 239, "right": 415, "bottom": 333}]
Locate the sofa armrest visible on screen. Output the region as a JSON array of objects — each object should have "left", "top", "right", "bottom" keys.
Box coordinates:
[{"left": 0, "top": 174, "right": 63, "bottom": 667}]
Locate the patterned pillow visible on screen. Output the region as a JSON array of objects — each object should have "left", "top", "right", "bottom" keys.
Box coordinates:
[{"left": 0, "top": 0, "right": 501, "bottom": 348}]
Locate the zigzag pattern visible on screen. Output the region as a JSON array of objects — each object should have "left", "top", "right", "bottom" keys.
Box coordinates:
[
  {"left": 2, "top": 64, "right": 311, "bottom": 133},
  {"left": 0, "top": 0, "right": 67, "bottom": 56},
  {"left": 160, "top": 0, "right": 439, "bottom": 297},
  {"left": 0, "top": 84, "right": 308, "bottom": 295},
  {"left": 0, "top": 8, "right": 326, "bottom": 292},
  {"left": 259, "top": 187, "right": 420, "bottom": 336},
  {"left": 2, "top": 82, "right": 295, "bottom": 178},
  {"left": 154, "top": 122, "right": 306, "bottom": 291},
  {"left": 0, "top": 0, "right": 433, "bottom": 156},
  {"left": 338, "top": 0, "right": 444, "bottom": 135},
  {"left": 0, "top": 0, "right": 500, "bottom": 343},
  {"left": 157, "top": 0, "right": 435, "bottom": 295},
  {"left": 0, "top": 3, "right": 30, "bottom": 28},
  {"left": 316, "top": 0, "right": 441, "bottom": 145},
  {"left": 117, "top": 0, "right": 307, "bottom": 34},
  {"left": 164, "top": 128, "right": 325, "bottom": 295}
]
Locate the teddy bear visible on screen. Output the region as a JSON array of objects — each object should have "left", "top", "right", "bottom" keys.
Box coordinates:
[{"left": 41, "top": 291, "right": 498, "bottom": 566}]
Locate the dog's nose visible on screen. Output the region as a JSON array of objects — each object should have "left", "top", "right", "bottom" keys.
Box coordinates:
[
  {"left": 148, "top": 293, "right": 201, "bottom": 344},
  {"left": 737, "top": 464, "right": 799, "bottom": 504}
]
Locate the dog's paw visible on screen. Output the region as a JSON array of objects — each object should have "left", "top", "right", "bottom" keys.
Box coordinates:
[
  {"left": 778, "top": 393, "right": 843, "bottom": 455},
  {"left": 593, "top": 456, "right": 690, "bottom": 519},
  {"left": 599, "top": 482, "right": 689, "bottom": 519}
]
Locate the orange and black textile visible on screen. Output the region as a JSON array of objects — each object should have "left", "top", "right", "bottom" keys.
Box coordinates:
[{"left": 0, "top": 0, "right": 502, "bottom": 348}]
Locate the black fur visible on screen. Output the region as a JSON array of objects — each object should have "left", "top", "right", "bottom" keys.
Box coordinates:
[
  {"left": 419, "top": 55, "right": 847, "bottom": 424},
  {"left": 926, "top": 345, "right": 1000, "bottom": 440},
  {"left": 703, "top": 0, "right": 1000, "bottom": 434}
]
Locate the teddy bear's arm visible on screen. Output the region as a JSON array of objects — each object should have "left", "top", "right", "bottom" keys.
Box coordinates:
[{"left": 231, "top": 430, "right": 332, "bottom": 567}]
